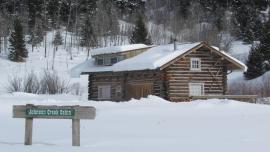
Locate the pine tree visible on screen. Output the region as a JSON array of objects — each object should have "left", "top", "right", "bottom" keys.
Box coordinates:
[
  {"left": 231, "top": 0, "right": 263, "bottom": 43},
  {"left": 51, "top": 30, "right": 63, "bottom": 70},
  {"left": 245, "top": 17, "right": 270, "bottom": 78},
  {"left": 259, "top": 20, "right": 270, "bottom": 64},
  {"left": 27, "top": 0, "right": 43, "bottom": 33},
  {"left": 80, "top": 17, "right": 97, "bottom": 47},
  {"left": 244, "top": 45, "right": 264, "bottom": 80},
  {"left": 53, "top": 30, "right": 63, "bottom": 47},
  {"left": 29, "top": 20, "right": 44, "bottom": 52},
  {"left": 129, "top": 14, "right": 152, "bottom": 45},
  {"left": 80, "top": 16, "right": 98, "bottom": 58},
  {"left": 8, "top": 18, "right": 28, "bottom": 62}
]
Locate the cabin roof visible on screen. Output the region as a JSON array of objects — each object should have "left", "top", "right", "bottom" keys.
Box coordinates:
[
  {"left": 91, "top": 44, "right": 150, "bottom": 56},
  {"left": 70, "top": 42, "right": 246, "bottom": 77}
]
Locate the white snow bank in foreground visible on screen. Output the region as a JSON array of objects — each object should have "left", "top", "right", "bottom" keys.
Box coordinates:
[{"left": 0, "top": 93, "right": 270, "bottom": 152}]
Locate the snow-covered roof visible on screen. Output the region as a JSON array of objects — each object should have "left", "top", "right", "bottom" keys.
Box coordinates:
[
  {"left": 70, "top": 42, "right": 246, "bottom": 77},
  {"left": 112, "top": 42, "right": 202, "bottom": 71},
  {"left": 91, "top": 44, "right": 151, "bottom": 56}
]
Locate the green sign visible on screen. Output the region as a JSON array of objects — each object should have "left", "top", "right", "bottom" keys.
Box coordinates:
[{"left": 26, "top": 108, "right": 75, "bottom": 117}]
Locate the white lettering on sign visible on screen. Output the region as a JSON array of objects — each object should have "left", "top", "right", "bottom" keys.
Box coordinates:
[{"left": 26, "top": 109, "right": 75, "bottom": 117}]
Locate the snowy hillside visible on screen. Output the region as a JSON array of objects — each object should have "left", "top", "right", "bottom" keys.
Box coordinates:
[
  {"left": 0, "top": 31, "right": 89, "bottom": 96},
  {"left": 0, "top": 30, "right": 253, "bottom": 96},
  {"left": 1, "top": 94, "right": 270, "bottom": 152}
]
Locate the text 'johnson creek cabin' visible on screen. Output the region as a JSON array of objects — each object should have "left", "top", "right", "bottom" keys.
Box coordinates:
[{"left": 71, "top": 42, "right": 246, "bottom": 102}]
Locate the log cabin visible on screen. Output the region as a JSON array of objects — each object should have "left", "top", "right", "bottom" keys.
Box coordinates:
[{"left": 70, "top": 42, "right": 246, "bottom": 102}]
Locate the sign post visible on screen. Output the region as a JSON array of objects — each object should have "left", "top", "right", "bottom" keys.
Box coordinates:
[{"left": 13, "top": 104, "right": 96, "bottom": 146}]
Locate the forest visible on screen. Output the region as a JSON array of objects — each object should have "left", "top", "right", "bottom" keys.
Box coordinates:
[{"left": 0, "top": 0, "right": 270, "bottom": 80}]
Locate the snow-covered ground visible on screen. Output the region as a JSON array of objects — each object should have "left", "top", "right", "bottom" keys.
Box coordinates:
[{"left": 0, "top": 94, "right": 270, "bottom": 152}]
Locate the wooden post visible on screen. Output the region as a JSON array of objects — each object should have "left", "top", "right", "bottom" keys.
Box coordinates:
[
  {"left": 24, "top": 118, "right": 33, "bottom": 145},
  {"left": 72, "top": 119, "right": 80, "bottom": 146}
]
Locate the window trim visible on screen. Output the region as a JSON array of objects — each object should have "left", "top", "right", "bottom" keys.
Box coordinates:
[
  {"left": 97, "top": 85, "right": 111, "bottom": 100},
  {"left": 104, "top": 57, "right": 111, "bottom": 66},
  {"left": 190, "top": 58, "right": 201, "bottom": 71},
  {"left": 189, "top": 83, "right": 204, "bottom": 96},
  {"left": 115, "top": 85, "right": 122, "bottom": 98},
  {"left": 110, "top": 57, "right": 118, "bottom": 64},
  {"left": 97, "top": 58, "right": 104, "bottom": 65}
]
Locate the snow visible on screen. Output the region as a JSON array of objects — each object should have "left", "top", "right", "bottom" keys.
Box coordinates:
[
  {"left": 70, "top": 42, "right": 202, "bottom": 76},
  {"left": 71, "top": 42, "right": 246, "bottom": 77},
  {"left": 0, "top": 30, "right": 89, "bottom": 96},
  {"left": 91, "top": 44, "right": 150, "bottom": 56},
  {"left": 227, "top": 41, "right": 251, "bottom": 81},
  {"left": 230, "top": 41, "right": 251, "bottom": 62},
  {"left": 0, "top": 93, "right": 270, "bottom": 152},
  {"left": 218, "top": 49, "right": 247, "bottom": 71},
  {"left": 113, "top": 42, "right": 201, "bottom": 71}
]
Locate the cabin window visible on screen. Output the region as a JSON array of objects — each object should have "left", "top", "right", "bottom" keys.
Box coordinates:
[
  {"left": 104, "top": 57, "right": 111, "bottom": 65},
  {"left": 97, "top": 58, "right": 104, "bottom": 65},
  {"left": 115, "top": 85, "right": 122, "bottom": 98},
  {"left": 111, "top": 57, "right": 118, "bottom": 64},
  {"left": 190, "top": 58, "right": 201, "bottom": 71},
  {"left": 118, "top": 55, "right": 125, "bottom": 61},
  {"left": 130, "top": 51, "right": 135, "bottom": 57},
  {"left": 98, "top": 85, "right": 111, "bottom": 100},
  {"left": 189, "top": 83, "right": 204, "bottom": 96}
]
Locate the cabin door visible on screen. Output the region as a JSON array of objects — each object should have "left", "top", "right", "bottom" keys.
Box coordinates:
[{"left": 127, "top": 83, "right": 153, "bottom": 99}]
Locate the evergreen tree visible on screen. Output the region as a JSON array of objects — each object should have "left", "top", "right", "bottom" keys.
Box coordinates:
[
  {"left": 53, "top": 30, "right": 63, "bottom": 47},
  {"left": 8, "top": 18, "right": 28, "bottom": 62},
  {"left": 29, "top": 20, "right": 44, "bottom": 52},
  {"left": 245, "top": 16, "right": 270, "bottom": 79},
  {"left": 80, "top": 17, "right": 97, "bottom": 48},
  {"left": 258, "top": 20, "right": 270, "bottom": 64},
  {"left": 80, "top": 16, "right": 98, "bottom": 58},
  {"left": 231, "top": 0, "right": 263, "bottom": 43},
  {"left": 51, "top": 30, "right": 63, "bottom": 70},
  {"left": 245, "top": 45, "right": 264, "bottom": 80},
  {"left": 129, "top": 14, "right": 152, "bottom": 45},
  {"left": 27, "top": 0, "right": 43, "bottom": 33}
]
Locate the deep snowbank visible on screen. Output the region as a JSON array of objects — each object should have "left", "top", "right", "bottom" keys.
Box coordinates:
[{"left": 0, "top": 93, "right": 270, "bottom": 152}]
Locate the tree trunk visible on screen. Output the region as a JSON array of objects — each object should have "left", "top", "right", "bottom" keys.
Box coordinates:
[
  {"left": 52, "top": 46, "right": 57, "bottom": 70},
  {"left": 4, "top": 36, "right": 8, "bottom": 54},
  {"left": 44, "top": 34, "right": 47, "bottom": 58}
]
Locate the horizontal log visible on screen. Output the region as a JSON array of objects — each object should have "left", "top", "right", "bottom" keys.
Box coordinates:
[
  {"left": 168, "top": 86, "right": 222, "bottom": 89},
  {"left": 167, "top": 80, "right": 223, "bottom": 83},
  {"left": 171, "top": 60, "right": 224, "bottom": 64},
  {"left": 191, "top": 95, "right": 257, "bottom": 99},
  {"left": 168, "top": 64, "right": 223, "bottom": 67},
  {"left": 168, "top": 92, "right": 188, "bottom": 97},
  {"left": 167, "top": 78, "right": 223, "bottom": 81},
  {"left": 166, "top": 68, "right": 224, "bottom": 72}
]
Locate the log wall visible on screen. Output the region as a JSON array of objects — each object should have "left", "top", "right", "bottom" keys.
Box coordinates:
[
  {"left": 88, "top": 70, "right": 165, "bottom": 101},
  {"left": 164, "top": 47, "right": 228, "bottom": 101}
]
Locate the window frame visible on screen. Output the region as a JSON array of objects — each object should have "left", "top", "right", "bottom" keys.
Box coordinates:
[
  {"left": 104, "top": 57, "right": 111, "bottom": 66},
  {"left": 115, "top": 85, "right": 122, "bottom": 98},
  {"left": 110, "top": 57, "right": 118, "bottom": 64},
  {"left": 190, "top": 58, "right": 201, "bottom": 71},
  {"left": 97, "top": 58, "right": 104, "bottom": 65},
  {"left": 97, "top": 85, "right": 111, "bottom": 100},
  {"left": 189, "top": 83, "right": 204, "bottom": 96}
]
